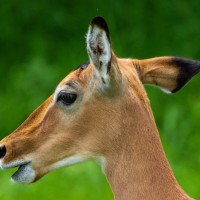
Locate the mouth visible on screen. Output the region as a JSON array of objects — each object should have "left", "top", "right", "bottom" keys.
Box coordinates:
[{"left": 0, "top": 160, "right": 36, "bottom": 184}]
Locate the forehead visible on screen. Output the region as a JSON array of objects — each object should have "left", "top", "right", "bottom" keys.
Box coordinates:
[
  {"left": 73, "top": 61, "right": 90, "bottom": 71},
  {"left": 59, "top": 61, "right": 92, "bottom": 87}
]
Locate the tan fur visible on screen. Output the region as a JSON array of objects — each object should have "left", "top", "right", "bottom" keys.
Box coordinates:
[
  {"left": 0, "top": 56, "right": 193, "bottom": 199},
  {"left": 1, "top": 15, "right": 197, "bottom": 198},
  {"left": 139, "top": 57, "right": 181, "bottom": 92}
]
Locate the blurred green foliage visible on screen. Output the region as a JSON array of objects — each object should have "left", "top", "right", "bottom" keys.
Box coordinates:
[{"left": 0, "top": 0, "right": 200, "bottom": 199}]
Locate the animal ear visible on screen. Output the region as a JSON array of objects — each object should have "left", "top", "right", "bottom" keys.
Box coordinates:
[
  {"left": 138, "top": 56, "right": 200, "bottom": 93},
  {"left": 86, "top": 17, "right": 120, "bottom": 92}
]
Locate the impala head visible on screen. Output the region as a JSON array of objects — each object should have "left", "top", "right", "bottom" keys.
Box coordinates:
[{"left": 0, "top": 17, "right": 200, "bottom": 184}]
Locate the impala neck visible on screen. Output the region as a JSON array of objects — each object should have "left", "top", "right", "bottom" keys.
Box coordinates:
[{"left": 104, "top": 98, "right": 192, "bottom": 200}]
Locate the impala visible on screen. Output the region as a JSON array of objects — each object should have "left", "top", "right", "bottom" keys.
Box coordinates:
[{"left": 0, "top": 17, "right": 199, "bottom": 200}]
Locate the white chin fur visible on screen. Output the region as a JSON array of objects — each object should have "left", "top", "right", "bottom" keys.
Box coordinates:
[
  {"left": 50, "top": 155, "right": 87, "bottom": 171},
  {"left": 0, "top": 159, "right": 3, "bottom": 169},
  {"left": 11, "top": 164, "right": 36, "bottom": 184}
]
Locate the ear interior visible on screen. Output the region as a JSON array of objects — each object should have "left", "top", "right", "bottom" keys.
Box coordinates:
[{"left": 86, "top": 17, "right": 112, "bottom": 83}]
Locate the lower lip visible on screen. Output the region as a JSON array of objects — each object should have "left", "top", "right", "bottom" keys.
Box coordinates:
[{"left": 11, "top": 163, "right": 36, "bottom": 184}]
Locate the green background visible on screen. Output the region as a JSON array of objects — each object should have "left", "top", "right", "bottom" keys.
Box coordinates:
[{"left": 0, "top": 0, "right": 200, "bottom": 199}]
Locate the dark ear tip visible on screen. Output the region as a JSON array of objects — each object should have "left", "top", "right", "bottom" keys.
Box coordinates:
[
  {"left": 91, "top": 16, "right": 109, "bottom": 33},
  {"left": 91, "top": 16, "right": 107, "bottom": 26}
]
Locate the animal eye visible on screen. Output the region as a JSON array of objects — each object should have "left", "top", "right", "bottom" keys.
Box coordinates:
[{"left": 57, "top": 92, "right": 77, "bottom": 106}]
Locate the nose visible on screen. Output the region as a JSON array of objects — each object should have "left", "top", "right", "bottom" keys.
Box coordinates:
[{"left": 0, "top": 145, "right": 6, "bottom": 159}]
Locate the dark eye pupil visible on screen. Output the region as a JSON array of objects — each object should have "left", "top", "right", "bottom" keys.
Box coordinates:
[{"left": 57, "top": 93, "right": 77, "bottom": 106}]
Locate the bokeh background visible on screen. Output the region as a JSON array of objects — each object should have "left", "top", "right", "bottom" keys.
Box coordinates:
[{"left": 0, "top": 1, "right": 200, "bottom": 199}]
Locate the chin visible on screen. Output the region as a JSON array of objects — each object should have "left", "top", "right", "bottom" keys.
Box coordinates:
[
  {"left": 11, "top": 164, "right": 36, "bottom": 184},
  {"left": 0, "top": 160, "right": 38, "bottom": 184}
]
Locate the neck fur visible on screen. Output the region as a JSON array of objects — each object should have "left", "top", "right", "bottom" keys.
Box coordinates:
[{"left": 104, "top": 95, "right": 192, "bottom": 200}]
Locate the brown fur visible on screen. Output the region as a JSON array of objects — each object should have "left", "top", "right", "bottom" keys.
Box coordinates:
[
  {"left": 0, "top": 57, "right": 194, "bottom": 199},
  {"left": 0, "top": 17, "right": 198, "bottom": 200}
]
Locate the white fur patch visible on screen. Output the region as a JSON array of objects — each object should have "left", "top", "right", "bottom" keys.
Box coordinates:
[
  {"left": 0, "top": 159, "right": 29, "bottom": 170},
  {"left": 50, "top": 155, "right": 87, "bottom": 171},
  {"left": 50, "top": 85, "right": 62, "bottom": 107},
  {"left": 51, "top": 155, "right": 107, "bottom": 174},
  {"left": 160, "top": 87, "right": 172, "bottom": 94},
  {"left": 0, "top": 159, "right": 3, "bottom": 169},
  {"left": 96, "top": 156, "right": 106, "bottom": 173}
]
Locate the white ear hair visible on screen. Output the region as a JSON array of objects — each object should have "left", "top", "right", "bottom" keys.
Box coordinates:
[{"left": 86, "top": 17, "right": 111, "bottom": 85}]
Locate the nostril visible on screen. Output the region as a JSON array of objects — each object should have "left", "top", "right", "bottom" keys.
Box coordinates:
[{"left": 0, "top": 145, "right": 6, "bottom": 159}]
